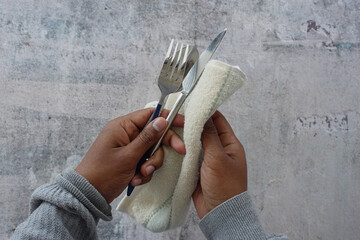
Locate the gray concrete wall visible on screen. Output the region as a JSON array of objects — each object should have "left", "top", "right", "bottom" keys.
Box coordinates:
[{"left": 1, "top": 0, "right": 359, "bottom": 239}]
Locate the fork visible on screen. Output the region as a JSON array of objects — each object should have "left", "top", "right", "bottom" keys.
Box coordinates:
[
  {"left": 148, "top": 40, "right": 190, "bottom": 122},
  {"left": 127, "top": 40, "right": 194, "bottom": 196}
]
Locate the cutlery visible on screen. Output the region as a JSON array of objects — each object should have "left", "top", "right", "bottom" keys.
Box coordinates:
[
  {"left": 149, "top": 41, "right": 195, "bottom": 121},
  {"left": 127, "top": 41, "right": 199, "bottom": 196},
  {"left": 149, "top": 29, "right": 227, "bottom": 157},
  {"left": 127, "top": 29, "right": 227, "bottom": 196}
]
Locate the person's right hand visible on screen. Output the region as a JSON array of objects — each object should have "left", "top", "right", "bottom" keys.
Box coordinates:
[
  {"left": 192, "top": 111, "right": 247, "bottom": 219},
  {"left": 75, "top": 108, "right": 185, "bottom": 203}
]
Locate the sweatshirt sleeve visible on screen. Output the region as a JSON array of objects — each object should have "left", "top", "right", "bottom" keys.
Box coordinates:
[
  {"left": 199, "top": 191, "right": 288, "bottom": 240},
  {"left": 11, "top": 168, "right": 112, "bottom": 240}
]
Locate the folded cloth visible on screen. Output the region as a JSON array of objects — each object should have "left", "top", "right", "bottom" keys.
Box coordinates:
[{"left": 117, "top": 60, "right": 247, "bottom": 232}]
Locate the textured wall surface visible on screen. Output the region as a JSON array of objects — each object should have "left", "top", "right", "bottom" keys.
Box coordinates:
[{"left": 1, "top": 0, "right": 359, "bottom": 239}]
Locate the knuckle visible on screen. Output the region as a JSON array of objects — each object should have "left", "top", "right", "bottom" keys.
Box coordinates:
[
  {"left": 163, "top": 130, "right": 174, "bottom": 142},
  {"left": 155, "top": 157, "right": 164, "bottom": 168},
  {"left": 139, "top": 128, "right": 155, "bottom": 145},
  {"left": 205, "top": 149, "right": 224, "bottom": 161},
  {"left": 104, "top": 119, "right": 115, "bottom": 130},
  {"left": 149, "top": 156, "right": 163, "bottom": 168},
  {"left": 236, "top": 140, "right": 245, "bottom": 152},
  {"left": 142, "top": 175, "right": 152, "bottom": 184},
  {"left": 104, "top": 118, "right": 123, "bottom": 132},
  {"left": 239, "top": 142, "right": 244, "bottom": 151},
  {"left": 203, "top": 156, "right": 223, "bottom": 173},
  {"left": 203, "top": 124, "right": 217, "bottom": 135},
  {"left": 117, "top": 118, "right": 128, "bottom": 130}
]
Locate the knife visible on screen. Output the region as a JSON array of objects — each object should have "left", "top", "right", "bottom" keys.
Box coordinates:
[{"left": 127, "top": 28, "right": 227, "bottom": 196}]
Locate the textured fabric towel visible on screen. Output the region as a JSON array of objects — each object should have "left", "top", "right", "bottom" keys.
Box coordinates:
[{"left": 116, "top": 60, "right": 247, "bottom": 232}]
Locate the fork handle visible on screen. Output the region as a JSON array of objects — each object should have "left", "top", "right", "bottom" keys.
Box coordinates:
[
  {"left": 146, "top": 95, "right": 166, "bottom": 125},
  {"left": 126, "top": 101, "right": 165, "bottom": 196},
  {"left": 127, "top": 151, "right": 151, "bottom": 196},
  {"left": 127, "top": 94, "right": 186, "bottom": 196},
  {"left": 127, "top": 97, "right": 166, "bottom": 196},
  {"left": 151, "top": 103, "right": 162, "bottom": 121}
]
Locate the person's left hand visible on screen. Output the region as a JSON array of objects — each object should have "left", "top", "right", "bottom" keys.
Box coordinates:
[{"left": 75, "top": 108, "right": 185, "bottom": 203}]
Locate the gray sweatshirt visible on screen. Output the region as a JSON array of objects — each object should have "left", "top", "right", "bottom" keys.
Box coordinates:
[{"left": 11, "top": 169, "right": 287, "bottom": 240}]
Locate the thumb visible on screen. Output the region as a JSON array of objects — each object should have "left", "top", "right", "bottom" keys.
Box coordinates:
[
  {"left": 127, "top": 117, "right": 167, "bottom": 158},
  {"left": 201, "top": 118, "right": 224, "bottom": 153}
]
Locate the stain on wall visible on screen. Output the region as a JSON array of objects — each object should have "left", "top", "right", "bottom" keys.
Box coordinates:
[{"left": 294, "top": 111, "right": 360, "bottom": 135}]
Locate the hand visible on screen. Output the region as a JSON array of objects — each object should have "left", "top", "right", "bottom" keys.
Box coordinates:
[
  {"left": 75, "top": 108, "right": 185, "bottom": 203},
  {"left": 192, "top": 111, "right": 247, "bottom": 219}
]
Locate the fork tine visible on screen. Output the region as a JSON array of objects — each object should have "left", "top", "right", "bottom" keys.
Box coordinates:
[
  {"left": 169, "top": 42, "right": 183, "bottom": 80},
  {"left": 175, "top": 43, "right": 184, "bottom": 68},
  {"left": 174, "top": 44, "right": 189, "bottom": 87},
  {"left": 174, "top": 43, "right": 187, "bottom": 80},
  {"left": 166, "top": 41, "right": 178, "bottom": 74},
  {"left": 165, "top": 39, "right": 174, "bottom": 60},
  {"left": 170, "top": 41, "right": 179, "bottom": 66},
  {"left": 173, "top": 43, "right": 184, "bottom": 78},
  {"left": 181, "top": 44, "right": 189, "bottom": 70},
  {"left": 163, "top": 40, "right": 176, "bottom": 76},
  {"left": 163, "top": 39, "right": 174, "bottom": 67}
]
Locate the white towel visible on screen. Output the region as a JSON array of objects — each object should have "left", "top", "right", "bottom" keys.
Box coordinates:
[{"left": 117, "top": 60, "right": 247, "bottom": 232}]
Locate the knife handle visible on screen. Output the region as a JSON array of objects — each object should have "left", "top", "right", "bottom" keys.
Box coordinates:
[
  {"left": 150, "top": 92, "right": 187, "bottom": 156},
  {"left": 127, "top": 104, "right": 163, "bottom": 196}
]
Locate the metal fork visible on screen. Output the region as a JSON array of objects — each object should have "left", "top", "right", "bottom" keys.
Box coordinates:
[
  {"left": 127, "top": 41, "right": 198, "bottom": 196},
  {"left": 148, "top": 40, "right": 190, "bottom": 121}
]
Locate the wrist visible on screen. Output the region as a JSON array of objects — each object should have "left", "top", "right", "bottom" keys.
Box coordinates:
[
  {"left": 58, "top": 168, "right": 113, "bottom": 220},
  {"left": 74, "top": 167, "right": 126, "bottom": 203},
  {"left": 199, "top": 191, "right": 267, "bottom": 240},
  {"left": 207, "top": 188, "right": 247, "bottom": 214}
]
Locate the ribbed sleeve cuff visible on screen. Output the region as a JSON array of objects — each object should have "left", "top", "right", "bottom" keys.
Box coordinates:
[
  {"left": 199, "top": 191, "right": 267, "bottom": 240},
  {"left": 56, "top": 168, "right": 112, "bottom": 221}
]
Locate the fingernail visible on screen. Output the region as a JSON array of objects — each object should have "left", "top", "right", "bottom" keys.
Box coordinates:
[
  {"left": 133, "top": 178, "right": 142, "bottom": 186},
  {"left": 145, "top": 165, "right": 155, "bottom": 176},
  {"left": 153, "top": 118, "right": 166, "bottom": 132}
]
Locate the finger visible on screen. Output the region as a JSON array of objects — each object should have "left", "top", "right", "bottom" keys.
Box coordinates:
[
  {"left": 159, "top": 109, "right": 184, "bottom": 128},
  {"left": 211, "top": 111, "right": 242, "bottom": 151},
  {"left": 201, "top": 118, "right": 224, "bottom": 154},
  {"left": 122, "top": 108, "right": 155, "bottom": 130},
  {"left": 126, "top": 117, "right": 167, "bottom": 159},
  {"left": 119, "top": 109, "right": 184, "bottom": 142},
  {"left": 131, "top": 173, "right": 152, "bottom": 186},
  {"left": 121, "top": 108, "right": 184, "bottom": 129},
  {"left": 130, "top": 148, "right": 164, "bottom": 186},
  {"left": 130, "top": 175, "right": 143, "bottom": 187},
  {"left": 162, "top": 129, "right": 186, "bottom": 155},
  {"left": 105, "top": 109, "right": 155, "bottom": 145},
  {"left": 140, "top": 147, "right": 164, "bottom": 177}
]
